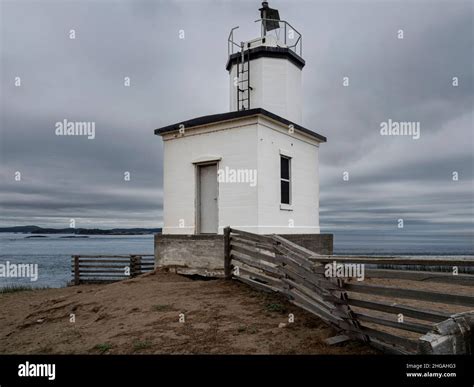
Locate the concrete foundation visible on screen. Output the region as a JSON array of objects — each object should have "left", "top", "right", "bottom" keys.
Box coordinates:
[
  {"left": 154, "top": 233, "right": 333, "bottom": 276},
  {"left": 155, "top": 234, "right": 225, "bottom": 276}
]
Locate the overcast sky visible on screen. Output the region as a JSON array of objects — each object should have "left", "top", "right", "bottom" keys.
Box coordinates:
[{"left": 0, "top": 0, "right": 472, "bottom": 250}]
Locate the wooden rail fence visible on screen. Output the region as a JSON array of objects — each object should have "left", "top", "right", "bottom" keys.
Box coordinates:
[
  {"left": 71, "top": 255, "right": 154, "bottom": 285},
  {"left": 223, "top": 227, "right": 474, "bottom": 354}
]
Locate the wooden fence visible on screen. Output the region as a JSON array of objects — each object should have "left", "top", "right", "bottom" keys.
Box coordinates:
[
  {"left": 224, "top": 227, "right": 474, "bottom": 354},
  {"left": 71, "top": 255, "right": 154, "bottom": 285}
]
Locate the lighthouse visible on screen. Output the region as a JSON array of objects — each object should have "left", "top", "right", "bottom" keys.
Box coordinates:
[
  {"left": 227, "top": 1, "right": 304, "bottom": 124},
  {"left": 154, "top": 2, "right": 332, "bottom": 275}
]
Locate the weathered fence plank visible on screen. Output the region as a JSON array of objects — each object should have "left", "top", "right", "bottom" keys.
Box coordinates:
[
  {"left": 418, "top": 311, "right": 474, "bottom": 354},
  {"left": 347, "top": 297, "right": 450, "bottom": 322},
  {"left": 309, "top": 256, "right": 474, "bottom": 267},
  {"left": 237, "top": 267, "right": 283, "bottom": 288},
  {"left": 345, "top": 283, "right": 474, "bottom": 307},
  {"left": 71, "top": 254, "right": 154, "bottom": 284},
  {"left": 354, "top": 311, "right": 432, "bottom": 334},
  {"left": 230, "top": 236, "right": 274, "bottom": 250},
  {"left": 224, "top": 227, "right": 474, "bottom": 354},
  {"left": 236, "top": 275, "right": 280, "bottom": 293},
  {"left": 231, "top": 243, "right": 278, "bottom": 265},
  {"left": 231, "top": 252, "right": 281, "bottom": 276},
  {"left": 231, "top": 229, "right": 273, "bottom": 244},
  {"left": 363, "top": 268, "right": 474, "bottom": 285}
]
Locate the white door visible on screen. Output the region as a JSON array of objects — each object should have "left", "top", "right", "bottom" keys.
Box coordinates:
[{"left": 199, "top": 164, "right": 218, "bottom": 234}]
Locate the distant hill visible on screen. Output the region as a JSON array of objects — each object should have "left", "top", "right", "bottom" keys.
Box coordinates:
[{"left": 0, "top": 225, "right": 162, "bottom": 235}]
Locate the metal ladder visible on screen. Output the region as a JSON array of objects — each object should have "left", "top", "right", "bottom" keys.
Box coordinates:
[{"left": 236, "top": 42, "right": 252, "bottom": 110}]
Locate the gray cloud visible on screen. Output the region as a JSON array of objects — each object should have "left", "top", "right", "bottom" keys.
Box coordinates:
[{"left": 0, "top": 1, "right": 472, "bottom": 251}]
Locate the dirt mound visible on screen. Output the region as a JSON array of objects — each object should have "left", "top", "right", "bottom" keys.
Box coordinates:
[{"left": 0, "top": 270, "right": 375, "bottom": 354}]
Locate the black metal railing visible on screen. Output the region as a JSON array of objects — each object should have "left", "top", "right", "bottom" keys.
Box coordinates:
[{"left": 227, "top": 19, "right": 302, "bottom": 57}]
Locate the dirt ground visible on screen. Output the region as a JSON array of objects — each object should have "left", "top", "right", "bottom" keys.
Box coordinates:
[{"left": 0, "top": 270, "right": 375, "bottom": 354}]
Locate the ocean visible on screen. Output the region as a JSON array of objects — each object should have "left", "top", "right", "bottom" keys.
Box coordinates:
[
  {"left": 0, "top": 233, "right": 154, "bottom": 289},
  {"left": 0, "top": 232, "right": 472, "bottom": 289}
]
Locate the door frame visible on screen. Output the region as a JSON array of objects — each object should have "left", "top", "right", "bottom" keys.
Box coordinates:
[{"left": 195, "top": 161, "right": 219, "bottom": 235}]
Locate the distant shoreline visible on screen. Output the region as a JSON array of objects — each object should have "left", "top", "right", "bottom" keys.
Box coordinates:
[{"left": 0, "top": 226, "right": 162, "bottom": 236}]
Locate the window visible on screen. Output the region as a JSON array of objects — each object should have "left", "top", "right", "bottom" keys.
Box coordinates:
[{"left": 280, "top": 156, "right": 291, "bottom": 205}]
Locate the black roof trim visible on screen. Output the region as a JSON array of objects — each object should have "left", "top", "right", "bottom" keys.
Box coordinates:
[
  {"left": 226, "top": 46, "right": 305, "bottom": 71},
  {"left": 154, "top": 108, "right": 326, "bottom": 143}
]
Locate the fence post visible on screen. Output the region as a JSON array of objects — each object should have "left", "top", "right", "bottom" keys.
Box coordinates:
[
  {"left": 332, "top": 278, "right": 369, "bottom": 343},
  {"left": 418, "top": 311, "right": 474, "bottom": 354},
  {"left": 136, "top": 255, "right": 142, "bottom": 276},
  {"left": 224, "top": 227, "right": 231, "bottom": 279},
  {"left": 130, "top": 255, "right": 138, "bottom": 278},
  {"left": 73, "top": 255, "right": 80, "bottom": 285}
]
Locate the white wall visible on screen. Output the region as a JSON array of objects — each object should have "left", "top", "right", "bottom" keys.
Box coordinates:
[
  {"left": 161, "top": 115, "right": 321, "bottom": 235},
  {"left": 229, "top": 57, "right": 303, "bottom": 125},
  {"left": 162, "top": 118, "right": 258, "bottom": 235},
  {"left": 256, "top": 116, "right": 321, "bottom": 234}
]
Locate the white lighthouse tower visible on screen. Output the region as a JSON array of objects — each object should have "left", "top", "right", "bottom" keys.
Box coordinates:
[
  {"left": 227, "top": 1, "right": 304, "bottom": 124},
  {"left": 154, "top": 2, "right": 331, "bottom": 274}
]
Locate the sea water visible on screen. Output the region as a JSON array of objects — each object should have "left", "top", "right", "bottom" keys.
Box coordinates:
[
  {"left": 0, "top": 233, "right": 153, "bottom": 288},
  {"left": 0, "top": 231, "right": 472, "bottom": 289}
]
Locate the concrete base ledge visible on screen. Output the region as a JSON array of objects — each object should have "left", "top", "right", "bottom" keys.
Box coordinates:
[
  {"left": 155, "top": 234, "right": 225, "bottom": 276},
  {"left": 154, "top": 233, "right": 333, "bottom": 275}
]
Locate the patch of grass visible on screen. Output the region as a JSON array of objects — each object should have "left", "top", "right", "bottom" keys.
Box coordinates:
[
  {"left": 94, "top": 343, "right": 112, "bottom": 354},
  {"left": 265, "top": 302, "right": 286, "bottom": 314},
  {"left": 133, "top": 340, "right": 152, "bottom": 351},
  {"left": 151, "top": 304, "right": 173, "bottom": 312},
  {"left": 0, "top": 285, "right": 48, "bottom": 294}
]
